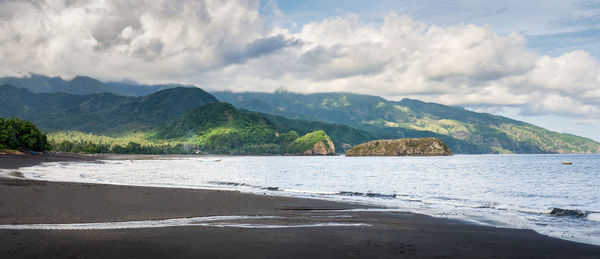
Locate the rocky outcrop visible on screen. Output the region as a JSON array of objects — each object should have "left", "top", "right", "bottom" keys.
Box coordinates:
[
  {"left": 346, "top": 137, "right": 452, "bottom": 156},
  {"left": 302, "top": 137, "right": 335, "bottom": 155},
  {"left": 287, "top": 130, "right": 335, "bottom": 155}
]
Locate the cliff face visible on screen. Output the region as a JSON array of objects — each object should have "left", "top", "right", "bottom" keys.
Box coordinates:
[
  {"left": 288, "top": 130, "right": 335, "bottom": 155},
  {"left": 346, "top": 137, "right": 452, "bottom": 156},
  {"left": 302, "top": 137, "right": 335, "bottom": 155}
]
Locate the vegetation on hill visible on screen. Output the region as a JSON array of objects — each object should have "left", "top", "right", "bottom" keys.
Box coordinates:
[
  {"left": 0, "top": 84, "right": 217, "bottom": 134},
  {"left": 286, "top": 130, "right": 335, "bottom": 155},
  {"left": 157, "top": 102, "right": 336, "bottom": 155},
  {"left": 213, "top": 91, "right": 600, "bottom": 154},
  {"left": 157, "top": 102, "right": 279, "bottom": 154},
  {"left": 261, "top": 114, "right": 373, "bottom": 149},
  {"left": 346, "top": 138, "right": 452, "bottom": 156},
  {"left": 61, "top": 76, "right": 116, "bottom": 95},
  {"left": 48, "top": 131, "right": 188, "bottom": 154},
  {"left": 104, "top": 82, "right": 193, "bottom": 96},
  {"left": 0, "top": 117, "right": 51, "bottom": 151},
  {"left": 0, "top": 85, "right": 364, "bottom": 154},
  {"left": 3, "top": 74, "right": 598, "bottom": 154}
]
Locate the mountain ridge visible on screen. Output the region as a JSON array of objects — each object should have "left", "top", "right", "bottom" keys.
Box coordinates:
[
  {"left": 0, "top": 84, "right": 373, "bottom": 153},
  {"left": 1, "top": 74, "right": 598, "bottom": 154},
  {"left": 212, "top": 91, "right": 600, "bottom": 154},
  {"left": 0, "top": 74, "right": 190, "bottom": 96}
]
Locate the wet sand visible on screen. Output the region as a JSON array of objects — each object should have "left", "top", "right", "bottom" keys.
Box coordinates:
[{"left": 1, "top": 153, "right": 599, "bottom": 258}]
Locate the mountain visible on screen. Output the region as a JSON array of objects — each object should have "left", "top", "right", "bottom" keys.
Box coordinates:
[
  {"left": 260, "top": 114, "right": 373, "bottom": 151},
  {"left": 157, "top": 102, "right": 339, "bottom": 155},
  {"left": 0, "top": 74, "right": 188, "bottom": 96},
  {"left": 157, "top": 102, "right": 280, "bottom": 153},
  {"left": 212, "top": 91, "right": 600, "bottom": 154},
  {"left": 104, "top": 82, "right": 194, "bottom": 96},
  {"left": 0, "top": 84, "right": 372, "bottom": 153},
  {"left": 62, "top": 76, "right": 117, "bottom": 95},
  {"left": 3, "top": 74, "right": 598, "bottom": 154},
  {"left": 0, "top": 74, "right": 67, "bottom": 93},
  {"left": 0, "top": 84, "right": 217, "bottom": 134}
]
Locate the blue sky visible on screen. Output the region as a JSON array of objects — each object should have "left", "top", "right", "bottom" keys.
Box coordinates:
[{"left": 267, "top": 0, "right": 600, "bottom": 57}]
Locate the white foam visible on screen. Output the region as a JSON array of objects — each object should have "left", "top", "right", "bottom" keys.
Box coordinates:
[
  {"left": 196, "top": 223, "right": 371, "bottom": 228},
  {"left": 587, "top": 213, "right": 600, "bottom": 222},
  {"left": 0, "top": 215, "right": 371, "bottom": 230},
  {"left": 0, "top": 216, "right": 276, "bottom": 230},
  {"left": 279, "top": 188, "right": 339, "bottom": 195}
]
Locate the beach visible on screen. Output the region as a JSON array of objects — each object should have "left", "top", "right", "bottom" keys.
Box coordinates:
[{"left": 1, "top": 153, "right": 599, "bottom": 258}]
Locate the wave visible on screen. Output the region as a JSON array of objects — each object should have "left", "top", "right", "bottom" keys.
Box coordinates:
[
  {"left": 202, "top": 181, "right": 600, "bottom": 225},
  {"left": 337, "top": 191, "right": 396, "bottom": 199},
  {"left": 549, "top": 208, "right": 593, "bottom": 219},
  {"left": 207, "top": 181, "right": 253, "bottom": 187},
  {"left": 587, "top": 213, "right": 600, "bottom": 222}
]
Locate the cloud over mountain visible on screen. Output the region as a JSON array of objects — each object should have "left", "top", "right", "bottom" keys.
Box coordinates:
[{"left": 1, "top": 0, "right": 599, "bottom": 120}]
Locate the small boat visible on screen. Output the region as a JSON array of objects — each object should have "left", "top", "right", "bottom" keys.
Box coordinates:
[{"left": 562, "top": 162, "right": 573, "bottom": 165}]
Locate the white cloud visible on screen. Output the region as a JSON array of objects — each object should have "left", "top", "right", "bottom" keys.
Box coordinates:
[
  {"left": 1, "top": 0, "right": 599, "bottom": 119},
  {"left": 0, "top": 0, "right": 269, "bottom": 80}
]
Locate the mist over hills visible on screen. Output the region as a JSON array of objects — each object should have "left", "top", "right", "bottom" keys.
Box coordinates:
[
  {"left": 0, "top": 74, "right": 190, "bottom": 96},
  {"left": 1, "top": 74, "right": 599, "bottom": 154}
]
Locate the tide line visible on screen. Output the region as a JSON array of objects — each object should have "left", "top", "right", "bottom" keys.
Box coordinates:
[{"left": 0, "top": 215, "right": 370, "bottom": 230}]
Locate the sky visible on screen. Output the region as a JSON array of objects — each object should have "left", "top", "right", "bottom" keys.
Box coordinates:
[{"left": 0, "top": 0, "right": 599, "bottom": 141}]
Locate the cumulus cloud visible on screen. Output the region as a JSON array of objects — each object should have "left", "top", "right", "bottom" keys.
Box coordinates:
[
  {"left": 1, "top": 0, "right": 599, "bottom": 119},
  {"left": 0, "top": 0, "right": 269, "bottom": 80}
]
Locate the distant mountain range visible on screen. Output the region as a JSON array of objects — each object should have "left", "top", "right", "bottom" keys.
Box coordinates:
[
  {"left": 1, "top": 74, "right": 599, "bottom": 154},
  {"left": 212, "top": 91, "right": 600, "bottom": 154},
  {"left": 0, "top": 84, "right": 370, "bottom": 153},
  {"left": 0, "top": 84, "right": 216, "bottom": 134},
  {"left": 0, "top": 74, "right": 191, "bottom": 96}
]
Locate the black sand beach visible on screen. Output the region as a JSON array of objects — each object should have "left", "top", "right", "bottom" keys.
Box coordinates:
[{"left": 1, "top": 153, "right": 599, "bottom": 258}]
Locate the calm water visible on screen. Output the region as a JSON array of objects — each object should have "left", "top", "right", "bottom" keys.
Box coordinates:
[{"left": 4, "top": 154, "right": 600, "bottom": 245}]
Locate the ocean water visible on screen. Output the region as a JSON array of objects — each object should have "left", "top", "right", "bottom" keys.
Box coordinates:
[{"left": 3, "top": 154, "right": 600, "bottom": 245}]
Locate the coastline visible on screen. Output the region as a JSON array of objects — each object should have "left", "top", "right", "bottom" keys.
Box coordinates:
[{"left": 1, "top": 153, "right": 600, "bottom": 258}]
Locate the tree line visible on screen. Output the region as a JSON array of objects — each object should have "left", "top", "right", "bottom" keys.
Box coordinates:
[{"left": 0, "top": 117, "right": 51, "bottom": 151}]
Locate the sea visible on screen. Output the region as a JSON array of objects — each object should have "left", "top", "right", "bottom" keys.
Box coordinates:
[{"left": 3, "top": 154, "right": 600, "bottom": 245}]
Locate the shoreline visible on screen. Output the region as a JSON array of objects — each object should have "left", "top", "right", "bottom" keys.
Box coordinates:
[{"left": 1, "top": 153, "right": 600, "bottom": 258}]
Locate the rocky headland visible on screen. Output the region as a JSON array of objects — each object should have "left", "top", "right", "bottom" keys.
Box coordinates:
[
  {"left": 287, "top": 130, "right": 335, "bottom": 155},
  {"left": 346, "top": 137, "right": 452, "bottom": 156}
]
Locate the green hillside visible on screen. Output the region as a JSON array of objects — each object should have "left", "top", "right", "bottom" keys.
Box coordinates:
[
  {"left": 213, "top": 91, "right": 600, "bottom": 154},
  {"left": 0, "top": 85, "right": 368, "bottom": 154},
  {"left": 156, "top": 102, "right": 278, "bottom": 153},
  {"left": 62, "top": 76, "right": 117, "bottom": 95},
  {"left": 0, "top": 84, "right": 218, "bottom": 134},
  {"left": 3, "top": 74, "right": 598, "bottom": 154},
  {"left": 156, "top": 102, "right": 363, "bottom": 154}
]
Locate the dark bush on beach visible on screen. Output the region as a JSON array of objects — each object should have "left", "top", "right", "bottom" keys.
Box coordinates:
[{"left": 0, "top": 117, "right": 51, "bottom": 151}]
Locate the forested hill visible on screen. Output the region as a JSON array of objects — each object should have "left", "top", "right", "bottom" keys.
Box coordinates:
[
  {"left": 0, "top": 84, "right": 373, "bottom": 153},
  {"left": 212, "top": 91, "right": 600, "bottom": 154},
  {"left": 0, "top": 84, "right": 217, "bottom": 134},
  {"left": 2, "top": 74, "right": 599, "bottom": 154}
]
